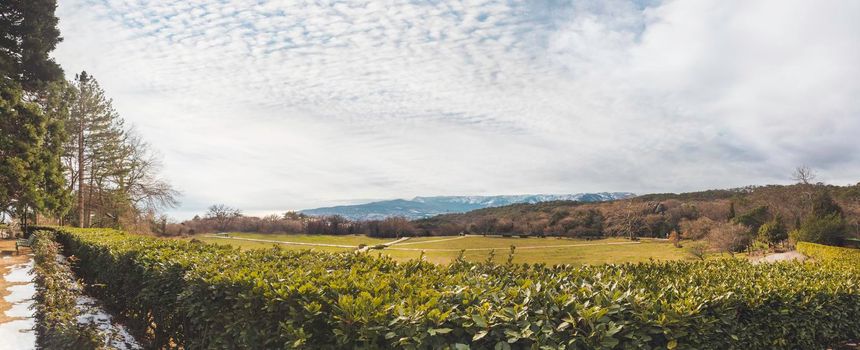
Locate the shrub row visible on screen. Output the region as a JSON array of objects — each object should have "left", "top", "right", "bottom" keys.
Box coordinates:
[
  {"left": 797, "top": 241, "right": 860, "bottom": 265},
  {"left": 56, "top": 228, "right": 860, "bottom": 349},
  {"left": 31, "top": 231, "right": 103, "bottom": 349}
]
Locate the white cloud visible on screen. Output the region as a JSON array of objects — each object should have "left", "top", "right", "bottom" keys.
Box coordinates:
[{"left": 52, "top": 0, "right": 860, "bottom": 219}]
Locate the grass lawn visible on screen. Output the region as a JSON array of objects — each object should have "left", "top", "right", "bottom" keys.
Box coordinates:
[
  {"left": 192, "top": 236, "right": 354, "bottom": 252},
  {"left": 225, "top": 232, "right": 393, "bottom": 246},
  {"left": 380, "top": 236, "right": 691, "bottom": 265},
  {"left": 189, "top": 233, "right": 693, "bottom": 265}
]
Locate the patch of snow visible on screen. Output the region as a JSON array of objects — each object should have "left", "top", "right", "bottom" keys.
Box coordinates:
[
  {"left": 4, "top": 260, "right": 34, "bottom": 283},
  {"left": 4, "top": 297, "right": 32, "bottom": 319},
  {"left": 4, "top": 283, "right": 36, "bottom": 305},
  {"left": 0, "top": 319, "right": 36, "bottom": 349},
  {"left": 1, "top": 260, "right": 36, "bottom": 350},
  {"left": 76, "top": 293, "right": 142, "bottom": 349}
]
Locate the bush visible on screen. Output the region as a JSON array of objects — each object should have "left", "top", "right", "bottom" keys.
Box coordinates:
[
  {"left": 757, "top": 216, "right": 788, "bottom": 247},
  {"left": 791, "top": 213, "right": 846, "bottom": 246},
  {"left": 31, "top": 231, "right": 102, "bottom": 349},
  {"left": 797, "top": 242, "right": 860, "bottom": 264},
  {"left": 55, "top": 227, "right": 860, "bottom": 349}
]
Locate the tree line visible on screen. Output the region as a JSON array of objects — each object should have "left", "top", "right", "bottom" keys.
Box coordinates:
[
  {"left": 1, "top": 1, "right": 177, "bottom": 233},
  {"left": 162, "top": 205, "right": 414, "bottom": 238},
  {"left": 162, "top": 172, "right": 859, "bottom": 252}
]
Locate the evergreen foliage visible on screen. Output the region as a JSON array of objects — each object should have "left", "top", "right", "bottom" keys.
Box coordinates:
[
  {"left": 0, "top": 80, "right": 68, "bottom": 227},
  {"left": 0, "top": 0, "right": 64, "bottom": 90},
  {"left": 57, "top": 227, "right": 860, "bottom": 349},
  {"left": 792, "top": 192, "right": 847, "bottom": 245},
  {"left": 757, "top": 215, "right": 788, "bottom": 247},
  {"left": 792, "top": 213, "right": 846, "bottom": 246}
]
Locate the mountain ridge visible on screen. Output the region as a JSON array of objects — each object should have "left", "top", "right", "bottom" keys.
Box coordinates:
[{"left": 300, "top": 193, "right": 636, "bottom": 220}]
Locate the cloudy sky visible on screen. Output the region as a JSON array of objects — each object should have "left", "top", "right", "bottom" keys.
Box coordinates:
[{"left": 53, "top": 0, "right": 860, "bottom": 219}]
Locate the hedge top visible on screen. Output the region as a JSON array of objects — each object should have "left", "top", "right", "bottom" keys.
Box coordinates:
[{"left": 58, "top": 228, "right": 860, "bottom": 349}]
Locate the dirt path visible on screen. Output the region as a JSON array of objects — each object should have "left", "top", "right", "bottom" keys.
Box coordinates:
[
  {"left": 751, "top": 251, "right": 807, "bottom": 264},
  {"left": 355, "top": 237, "right": 412, "bottom": 252},
  {"left": 392, "top": 236, "right": 466, "bottom": 246}
]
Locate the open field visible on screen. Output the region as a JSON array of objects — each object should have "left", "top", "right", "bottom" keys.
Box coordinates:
[
  {"left": 191, "top": 233, "right": 691, "bottom": 265},
  {"left": 189, "top": 232, "right": 389, "bottom": 252},
  {"left": 384, "top": 237, "right": 689, "bottom": 265}
]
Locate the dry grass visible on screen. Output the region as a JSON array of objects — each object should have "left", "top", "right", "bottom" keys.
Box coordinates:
[{"left": 189, "top": 233, "right": 693, "bottom": 265}]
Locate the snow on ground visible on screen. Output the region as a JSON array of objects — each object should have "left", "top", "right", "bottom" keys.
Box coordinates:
[
  {"left": 76, "top": 295, "right": 142, "bottom": 350},
  {"left": 0, "top": 260, "right": 36, "bottom": 350},
  {"left": 2, "top": 254, "right": 142, "bottom": 350}
]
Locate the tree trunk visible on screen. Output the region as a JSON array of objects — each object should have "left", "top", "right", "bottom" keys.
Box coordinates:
[
  {"left": 86, "top": 160, "right": 96, "bottom": 227},
  {"left": 77, "top": 116, "right": 85, "bottom": 227}
]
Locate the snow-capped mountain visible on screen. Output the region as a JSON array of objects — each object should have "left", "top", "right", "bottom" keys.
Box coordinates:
[{"left": 300, "top": 193, "right": 635, "bottom": 220}]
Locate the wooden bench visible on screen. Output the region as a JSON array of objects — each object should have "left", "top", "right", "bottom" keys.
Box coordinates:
[{"left": 16, "top": 235, "right": 36, "bottom": 254}]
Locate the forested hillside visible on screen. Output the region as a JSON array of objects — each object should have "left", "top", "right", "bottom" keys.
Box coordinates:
[{"left": 414, "top": 183, "right": 860, "bottom": 244}]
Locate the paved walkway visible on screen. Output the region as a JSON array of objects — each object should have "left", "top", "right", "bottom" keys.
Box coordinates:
[{"left": 0, "top": 240, "right": 35, "bottom": 350}]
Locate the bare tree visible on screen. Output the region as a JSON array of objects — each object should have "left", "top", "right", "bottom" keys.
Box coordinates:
[
  {"left": 707, "top": 222, "right": 751, "bottom": 256},
  {"left": 618, "top": 202, "right": 642, "bottom": 240},
  {"left": 206, "top": 204, "right": 242, "bottom": 232},
  {"left": 114, "top": 130, "right": 179, "bottom": 212},
  {"left": 792, "top": 165, "right": 816, "bottom": 185},
  {"left": 686, "top": 242, "right": 708, "bottom": 261}
]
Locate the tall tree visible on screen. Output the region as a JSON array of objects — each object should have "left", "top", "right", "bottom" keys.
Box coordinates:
[
  {"left": 1, "top": 0, "right": 67, "bottom": 229},
  {"left": 45, "top": 72, "right": 178, "bottom": 230},
  {"left": 0, "top": 0, "right": 63, "bottom": 91},
  {"left": 0, "top": 80, "right": 68, "bottom": 229},
  {"left": 65, "top": 71, "right": 125, "bottom": 227}
]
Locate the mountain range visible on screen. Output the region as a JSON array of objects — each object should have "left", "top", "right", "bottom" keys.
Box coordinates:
[{"left": 300, "top": 193, "right": 636, "bottom": 220}]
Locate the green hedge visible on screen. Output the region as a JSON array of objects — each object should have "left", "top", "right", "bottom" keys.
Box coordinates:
[
  {"left": 57, "top": 228, "right": 860, "bottom": 349},
  {"left": 797, "top": 241, "right": 860, "bottom": 265},
  {"left": 31, "top": 231, "right": 102, "bottom": 349}
]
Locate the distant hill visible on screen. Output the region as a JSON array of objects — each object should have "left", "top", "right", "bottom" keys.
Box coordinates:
[
  {"left": 300, "top": 193, "right": 636, "bottom": 220},
  {"left": 411, "top": 184, "right": 860, "bottom": 238}
]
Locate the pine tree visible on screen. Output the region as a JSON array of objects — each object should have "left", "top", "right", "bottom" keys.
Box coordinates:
[
  {"left": 757, "top": 215, "right": 787, "bottom": 248},
  {"left": 0, "top": 0, "right": 67, "bottom": 229},
  {"left": 64, "top": 71, "right": 126, "bottom": 227},
  {"left": 0, "top": 0, "right": 63, "bottom": 90},
  {"left": 727, "top": 202, "right": 736, "bottom": 221},
  {"left": 0, "top": 80, "right": 67, "bottom": 229}
]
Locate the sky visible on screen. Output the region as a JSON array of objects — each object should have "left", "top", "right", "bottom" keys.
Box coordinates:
[{"left": 52, "top": 0, "right": 860, "bottom": 219}]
